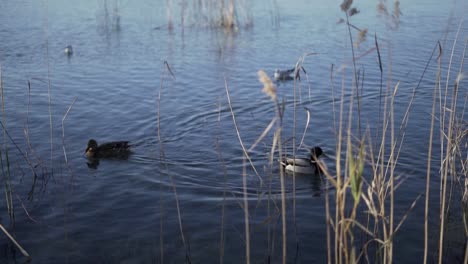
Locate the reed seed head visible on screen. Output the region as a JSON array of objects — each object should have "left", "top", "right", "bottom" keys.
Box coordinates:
[
  {"left": 393, "top": 1, "right": 401, "bottom": 17},
  {"left": 258, "top": 70, "right": 277, "bottom": 101},
  {"left": 349, "top": 7, "right": 359, "bottom": 16},
  {"left": 356, "top": 28, "right": 368, "bottom": 47},
  {"left": 340, "top": 0, "right": 353, "bottom": 12},
  {"left": 377, "top": 2, "right": 388, "bottom": 16}
]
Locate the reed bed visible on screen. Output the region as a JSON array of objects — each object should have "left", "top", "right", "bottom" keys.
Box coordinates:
[
  {"left": 0, "top": 66, "right": 32, "bottom": 261},
  {"left": 220, "top": 1, "right": 467, "bottom": 263},
  {"left": 166, "top": 0, "right": 253, "bottom": 30}
]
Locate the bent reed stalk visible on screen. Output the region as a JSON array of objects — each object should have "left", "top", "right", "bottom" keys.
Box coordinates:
[{"left": 157, "top": 61, "right": 192, "bottom": 262}]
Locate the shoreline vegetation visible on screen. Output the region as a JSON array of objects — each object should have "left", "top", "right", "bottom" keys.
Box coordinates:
[
  {"left": 220, "top": 0, "right": 466, "bottom": 263},
  {"left": 0, "top": 0, "right": 466, "bottom": 263},
  {"left": 166, "top": 0, "right": 254, "bottom": 31}
]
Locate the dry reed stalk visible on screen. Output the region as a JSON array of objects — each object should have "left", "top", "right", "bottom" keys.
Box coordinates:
[
  {"left": 391, "top": 43, "right": 440, "bottom": 178},
  {"left": 159, "top": 178, "right": 164, "bottom": 264},
  {"left": 237, "top": 0, "right": 253, "bottom": 28},
  {"left": 438, "top": 20, "right": 464, "bottom": 264},
  {"left": 0, "top": 64, "right": 14, "bottom": 220},
  {"left": 344, "top": 12, "right": 361, "bottom": 139},
  {"left": 43, "top": 1, "right": 53, "bottom": 168},
  {"left": 157, "top": 61, "right": 191, "bottom": 262},
  {"left": 388, "top": 80, "right": 397, "bottom": 264},
  {"left": 15, "top": 194, "right": 38, "bottom": 223},
  {"left": 424, "top": 42, "right": 442, "bottom": 264},
  {"left": 330, "top": 4, "right": 404, "bottom": 259},
  {"left": 330, "top": 64, "right": 337, "bottom": 134},
  {"left": 166, "top": 0, "right": 173, "bottom": 30},
  {"left": 61, "top": 97, "right": 77, "bottom": 165},
  {"left": 373, "top": 34, "right": 392, "bottom": 264},
  {"left": 325, "top": 177, "right": 332, "bottom": 264},
  {"left": 333, "top": 71, "right": 346, "bottom": 264},
  {"left": 224, "top": 78, "right": 253, "bottom": 264},
  {"left": 335, "top": 32, "right": 361, "bottom": 260},
  {"left": 248, "top": 118, "right": 276, "bottom": 152},
  {"left": 223, "top": 0, "right": 235, "bottom": 29},
  {"left": 171, "top": 0, "right": 254, "bottom": 30},
  {"left": 297, "top": 108, "right": 311, "bottom": 151},
  {"left": 0, "top": 85, "right": 37, "bottom": 207},
  {"left": 375, "top": 33, "right": 384, "bottom": 147},
  {"left": 293, "top": 52, "right": 318, "bottom": 103},
  {"left": 24, "top": 81, "right": 42, "bottom": 167},
  {"left": 370, "top": 39, "right": 441, "bottom": 264},
  {"left": 242, "top": 156, "right": 250, "bottom": 264},
  {"left": 215, "top": 97, "right": 227, "bottom": 264},
  {"left": 180, "top": 0, "right": 186, "bottom": 29},
  {"left": 157, "top": 64, "right": 166, "bottom": 263},
  {"left": 271, "top": 127, "right": 287, "bottom": 264},
  {"left": 0, "top": 224, "right": 31, "bottom": 261},
  {"left": 224, "top": 78, "right": 262, "bottom": 184},
  {"left": 290, "top": 54, "right": 306, "bottom": 248},
  {"left": 257, "top": 70, "right": 289, "bottom": 263},
  {"left": 326, "top": 64, "right": 338, "bottom": 264}
]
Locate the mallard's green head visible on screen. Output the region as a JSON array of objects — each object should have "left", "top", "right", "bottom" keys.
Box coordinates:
[{"left": 310, "top": 146, "right": 323, "bottom": 160}]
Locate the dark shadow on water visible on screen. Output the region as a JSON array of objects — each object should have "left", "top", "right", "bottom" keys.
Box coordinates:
[
  {"left": 284, "top": 170, "right": 325, "bottom": 197},
  {"left": 86, "top": 153, "right": 131, "bottom": 170}
]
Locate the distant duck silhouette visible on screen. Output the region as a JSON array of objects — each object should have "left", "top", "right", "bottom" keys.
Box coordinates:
[
  {"left": 85, "top": 139, "right": 131, "bottom": 159},
  {"left": 274, "top": 68, "right": 295, "bottom": 80},
  {"left": 64, "top": 45, "right": 73, "bottom": 56},
  {"left": 274, "top": 66, "right": 306, "bottom": 81},
  {"left": 281, "top": 146, "right": 327, "bottom": 175}
]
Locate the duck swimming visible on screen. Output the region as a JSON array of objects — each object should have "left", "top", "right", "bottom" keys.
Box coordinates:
[
  {"left": 274, "top": 66, "right": 307, "bottom": 81},
  {"left": 64, "top": 45, "right": 73, "bottom": 56},
  {"left": 281, "top": 146, "right": 326, "bottom": 175},
  {"left": 274, "top": 68, "right": 295, "bottom": 80},
  {"left": 85, "top": 139, "right": 131, "bottom": 159}
]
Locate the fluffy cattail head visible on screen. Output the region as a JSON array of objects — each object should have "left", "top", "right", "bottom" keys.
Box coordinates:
[{"left": 258, "top": 70, "right": 277, "bottom": 101}]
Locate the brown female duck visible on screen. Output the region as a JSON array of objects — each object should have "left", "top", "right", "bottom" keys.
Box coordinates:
[{"left": 85, "top": 139, "right": 131, "bottom": 159}]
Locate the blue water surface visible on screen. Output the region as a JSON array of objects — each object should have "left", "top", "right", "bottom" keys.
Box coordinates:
[{"left": 0, "top": 0, "right": 466, "bottom": 263}]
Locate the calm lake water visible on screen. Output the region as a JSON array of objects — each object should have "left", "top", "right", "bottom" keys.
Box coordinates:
[{"left": 0, "top": 0, "right": 467, "bottom": 263}]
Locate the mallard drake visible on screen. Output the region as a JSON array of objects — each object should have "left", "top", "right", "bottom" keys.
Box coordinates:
[
  {"left": 281, "top": 146, "right": 327, "bottom": 174},
  {"left": 274, "top": 68, "right": 295, "bottom": 80},
  {"left": 85, "top": 139, "right": 131, "bottom": 159}
]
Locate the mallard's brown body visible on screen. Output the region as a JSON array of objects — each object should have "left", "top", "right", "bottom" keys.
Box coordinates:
[{"left": 85, "top": 139, "right": 131, "bottom": 159}]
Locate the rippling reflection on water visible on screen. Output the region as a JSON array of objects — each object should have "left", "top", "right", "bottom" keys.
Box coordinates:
[{"left": 0, "top": 0, "right": 466, "bottom": 262}]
